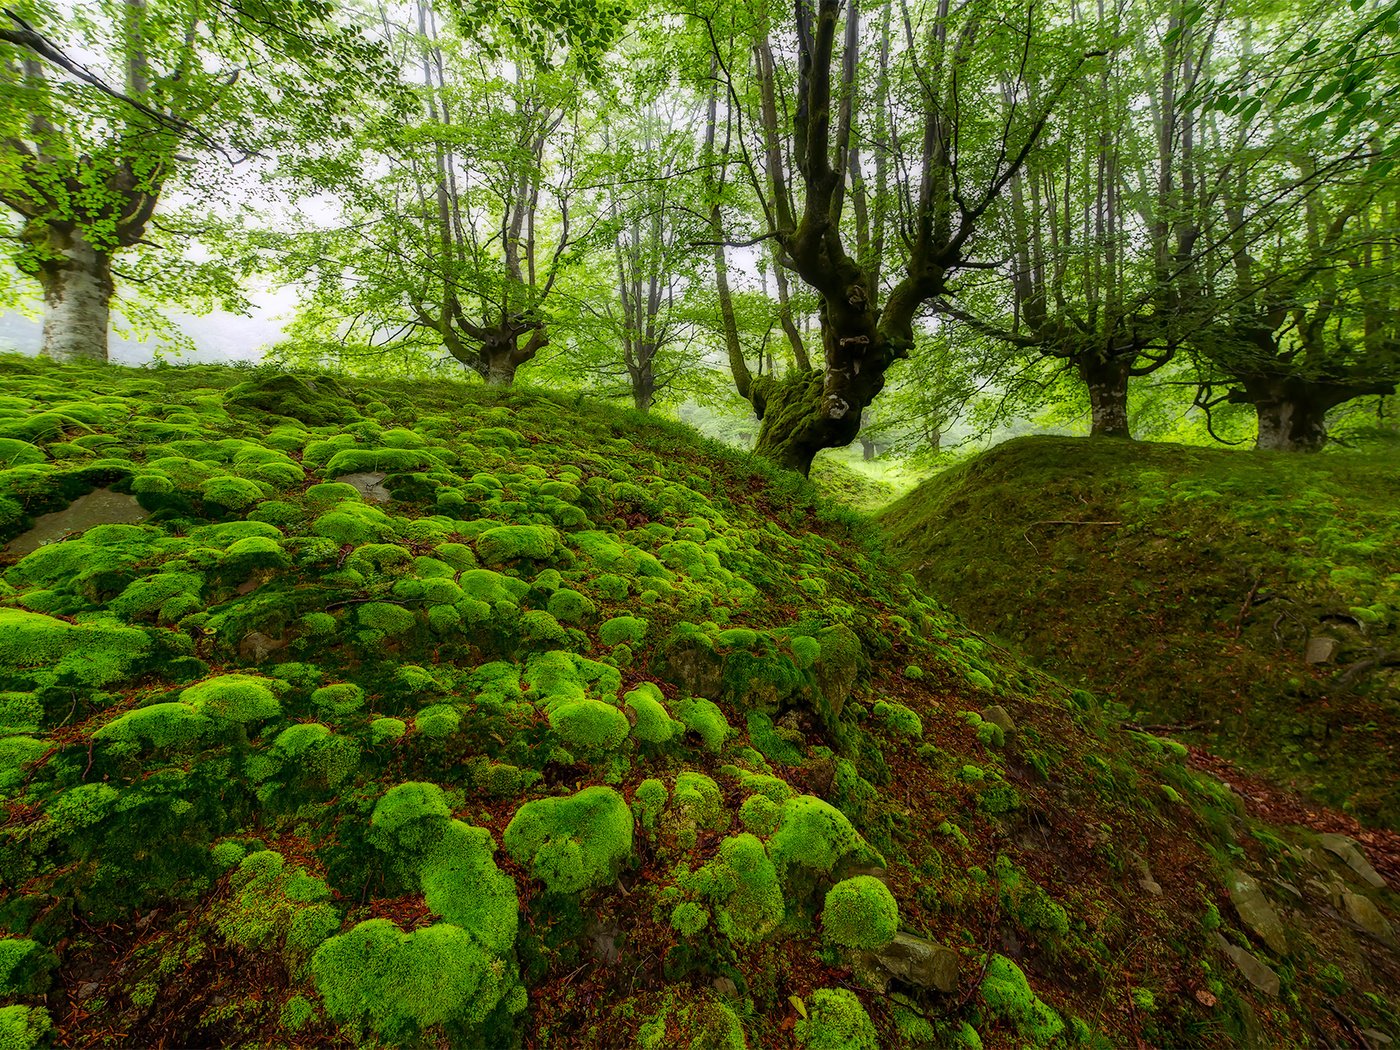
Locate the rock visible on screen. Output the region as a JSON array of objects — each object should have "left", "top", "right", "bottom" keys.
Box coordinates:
[
  {"left": 589, "top": 919, "right": 621, "bottom": 964},
  {"left": 656, "top": 634, "right": 724, "bottom": 700},
  {"left": 334, "top": 471, "right": 392, "bottom": 503},
  {"left": 1305, "top": 636, "right": 1340, "bottom": 664},
  {"left": 1214, "top": 933, "right": 1280, "bottom": 997},
  {"left": 982, "top": 704, "right": 1016, "bottom": 736},
  {"left": 1342, "top": 891, "right": 1395, "bottom": 943},
  {"left": 712, "top": 977, "right": 738, "bottom": 997},
  {"left": 238, "top": 631, "right": 285, "bottom": 664},
  {"left": 1318, "top": 833, "right": 1387, "bottom": 889},
  {"left": 855, "top": 932, "right": 960, "bottom": 994},
  {"left": 1226, "top": 870, "right": 1289, "bottom": 955},
  {"left": 811, "top": 624, "right": 864, "bottom": 719},
  {"left": 1135, "top": 856, "right": 1163, "bottom": 896}
]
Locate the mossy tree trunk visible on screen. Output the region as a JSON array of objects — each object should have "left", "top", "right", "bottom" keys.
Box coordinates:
[
  {"left": 1228, "top": 374, "right": 1395, "bottom": 451},
  {"left": 32, "top": 226, "right": 116, "bottom": 363},
  {"left": 1077, "top": 352, "right": 1134, "bottom": 438},
  {"left": 444, "top": 318, "right": 548, "bottom": 387}
]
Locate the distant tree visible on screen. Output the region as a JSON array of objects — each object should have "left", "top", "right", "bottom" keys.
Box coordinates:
[{"left": 0, "top": 0, "right": 390, "bottom": 362}]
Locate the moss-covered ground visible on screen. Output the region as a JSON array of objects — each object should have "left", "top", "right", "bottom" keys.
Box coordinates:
[
  {"left": 0, "top": 359, "right": 1396, "bottom": 1048},
  {"left": 881, "top": 435, "right": 1400, "bottom": 831}
]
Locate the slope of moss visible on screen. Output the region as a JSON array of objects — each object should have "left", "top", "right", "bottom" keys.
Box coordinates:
[
  {"left": 0, "top": 357, "right": 1396, "bottom": 1048},
  {"left": 881, "top": 435, "right": 1400, "bottom": 830}
]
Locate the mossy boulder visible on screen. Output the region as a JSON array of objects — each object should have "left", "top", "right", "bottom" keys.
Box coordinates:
[
  {"left": 503, "top": 786, "right": 634, "bottom": 895},
  {"left": 0, "top": 609, "right": 151, "bottom": 687},
  {"left": 225, "top": 373, "right": 355, "bottom": 426},
  {"left": 311, "top": 920, "right": 521, "bottom": 1045},
  {"left": 475, "top": 525, "right": 561, "bottom": 566},
  {"left": 180, "top": 674, "right": 282, "bottom": 724},
  {"left": 822, "top": 875, "right": 899, "bottom": 950},
  {"left": 794, "top": 988, "right": 879, "bottom": 1050},
  {"left": 979, "top": 954, "right": 1065, "bottom": 1044}
]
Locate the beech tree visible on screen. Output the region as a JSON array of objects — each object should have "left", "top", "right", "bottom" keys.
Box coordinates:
[
  {"left": 272, "top": 1, "right": 604, "bottom": 385},
  {"left": 701, "top": 0, "right": 1096, "bottom": 474},
  {"left": 0, "top": 0, "right": 388, "bottom": 363}
]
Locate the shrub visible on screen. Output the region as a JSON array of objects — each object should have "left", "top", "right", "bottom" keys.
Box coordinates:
[
  {"left": 821, "top": 876, "right": 899, "bottom": 950},
  {"left": 503, "top": 786, "right": 634, "bottom": 894}
]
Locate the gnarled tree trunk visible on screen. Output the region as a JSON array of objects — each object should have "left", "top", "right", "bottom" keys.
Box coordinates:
[
  {"left": 445, "top": 318, "right": 547, "bottom": 387},
  {"left": 1077, "top": 353, "right": 1133, "bottom": 438},
  {"left": 32, "top": 226, "right": 114, "bottom": 363},
  {"left": 1228, "top": 374, "right": 1396, "bottom": 451}
]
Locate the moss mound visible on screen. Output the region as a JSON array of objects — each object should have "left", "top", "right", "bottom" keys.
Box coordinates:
[
  {"left": 0, "top": 358, "right": 1396, "bottom": 1049},
  {"left": 881, "top": 434, "right": 1400, "bottom": 828}
]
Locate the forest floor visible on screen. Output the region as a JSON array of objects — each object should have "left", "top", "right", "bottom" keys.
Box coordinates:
[
  {"left": 0, "top": 359, "right": 1396, "bottom": 1049},
  {"left": 881, "top": 433, "right": 1400, "bottom": 833}
]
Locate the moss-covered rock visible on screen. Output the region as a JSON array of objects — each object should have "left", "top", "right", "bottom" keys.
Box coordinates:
[
  {"left": 503, "top": 786, "right": 634, "bottom": 895},
  {"left": 822, "top": 875, "right": 899, "bottom": 950},
  {"left": 794, "top": 988, "right": 878, "bottom": 1050}
]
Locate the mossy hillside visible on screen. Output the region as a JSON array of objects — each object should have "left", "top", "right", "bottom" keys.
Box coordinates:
[
  {"left": 0, "top": 357, "right": 1395, "bottom": 1048},
  {"left": 881, "top": 434, "right": 1400, "bottom": 828}
]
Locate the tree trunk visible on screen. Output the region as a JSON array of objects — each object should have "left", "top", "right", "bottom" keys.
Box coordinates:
[
  {"left": 36, "top": 228, "right": 113, "bottom": 364},
  {"left": 861, "top": 437, "right": 876, "bottom": 461},
  {"left": 1238, "top": 377, "right": 1334, "bottom": 452},
  {"left": 631, "top": 350, "right": 655, "bottom": 412},
  {"left": 1077, "top": 353, "right": 1133, "bottom": 438},
  {"left": 451, "top": 321, "right": 546, "bottom": 387},
  {"left": 751, "top": 308, "right": 890, "bottom": 476},
  {"left": 1227, "top": 374, "right": 1398, "bottom": 451}
]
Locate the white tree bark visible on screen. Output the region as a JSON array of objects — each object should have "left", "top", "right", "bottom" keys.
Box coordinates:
[{"left": 39, "top": 232, "right": 113, "bottom": 363}]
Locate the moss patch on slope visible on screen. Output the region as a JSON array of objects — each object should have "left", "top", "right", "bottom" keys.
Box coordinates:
[{"left": 881, "top": 435, "right": 1400, "bottom": 830}]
